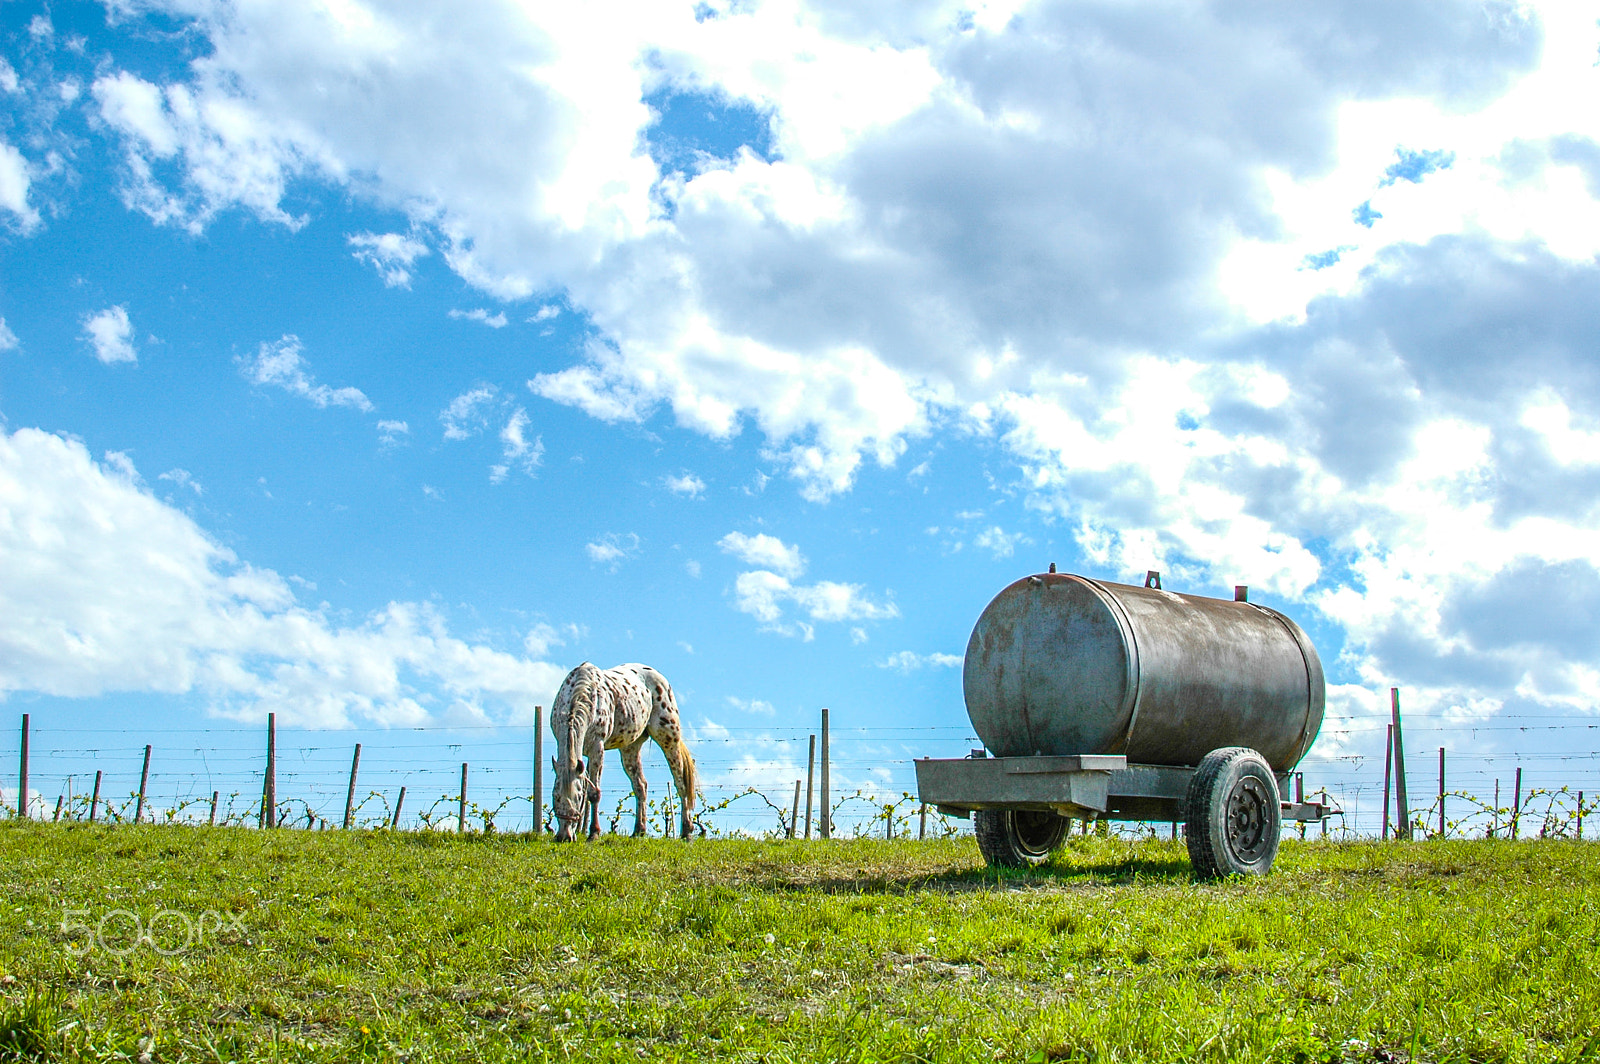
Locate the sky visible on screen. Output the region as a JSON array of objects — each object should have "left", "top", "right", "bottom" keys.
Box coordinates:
[{"left": 2, "top": 0, "right": 1598, "bottom": 835}]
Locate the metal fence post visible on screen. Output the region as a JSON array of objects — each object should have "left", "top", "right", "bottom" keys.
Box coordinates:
[
  {"left": 1391, "top": 689, "right": 1410, "bottom": 840},
  {"left": 819, "top": 708, "right": 831, "bottom": 840},
  {"left": 17, "top": 714, "right": 28, "bottom": 819},
  {"left": 533, "top": 705, "right": 544, "bottom": 836}
]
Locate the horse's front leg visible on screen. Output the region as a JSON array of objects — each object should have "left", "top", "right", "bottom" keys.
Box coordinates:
[
  {"left": 584, "top": 750, "right": 605, "bottom": 840},
  {"left": 620, "top": 741, "right": 648, "bottom": 837}
]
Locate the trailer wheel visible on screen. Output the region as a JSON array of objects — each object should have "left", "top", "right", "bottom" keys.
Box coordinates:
[
  {"left": 1185, "top": 747, "right": 1281, "bottom": 879},
  {"left": 973, "top": 808, "right": 1070, "bottom": 868}
]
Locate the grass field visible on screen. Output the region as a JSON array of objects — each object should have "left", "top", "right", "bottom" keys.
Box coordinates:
[{"left": 0, "top": 823, "right": 1596, "bottom": 1063}]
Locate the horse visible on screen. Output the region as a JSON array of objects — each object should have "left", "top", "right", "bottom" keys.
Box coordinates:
[{"left": 549, "top": 662, "right": 698, "bottom": 841}]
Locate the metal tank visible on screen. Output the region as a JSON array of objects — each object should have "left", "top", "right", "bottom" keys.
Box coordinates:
[{"left": 962, "top": 572, "right": 1324, "bottom": 772}]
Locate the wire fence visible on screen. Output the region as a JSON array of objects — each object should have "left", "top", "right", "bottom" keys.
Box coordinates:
[{"left": 2, "top": 711, "right": 1597, "bottom": 841}]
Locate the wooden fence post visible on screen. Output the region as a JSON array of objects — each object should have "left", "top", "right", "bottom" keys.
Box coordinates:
[
  {"left": 209, "top": 791, "right": 219, "bottom": 826},
  {"left": 819, "top": 708, "right": 831, "bottom": 840},
  {"left": 1578, "top": 791, "right": 1584, "bottom": 840},
  {"left": 1512, "top": 767, "right": 1522, "bottom": 840},
  {"left": 804, "top": 734, "right": 816, "bottom": 840},
  {"left": 789, "top": 779, "right": 801, "bottom": 839},
  {"left": 392, "top": 786, "right": 406, "bottom": 830},
  {"left": 533, "top": 705, "right": 543, "bottom": 836},
  {"left": 261, "top": 712, "right": 277, "bottom": 828},
  {"left": 1381, "top": 723, "right": 1393, "bottom": 841},
  {"left": 458, "top": 762, "right": 468, "bottom": 834},
  {"left": 134, "top": 744, "right": 152, "bottom": 824},
  {"left": 919, "top": 802, "right": 928, "bottom": 841},
  {"left": 17, "top": 714, "right": 28, "bottom": 819},
  {"left": 1437, "top": 747, "right": 1446, "bottom": 839},
  {"left": 1391, "top": 689, "right": 1411, "bottom": 840},
  {"left": 343, "top": 743, "right": 362, "bottom": 829},
  {"left": 53, "top": 795, "right": 62, "bottom": 822},
  {"left": 90, "top": 770, "right": 102, "bottom": 824}
]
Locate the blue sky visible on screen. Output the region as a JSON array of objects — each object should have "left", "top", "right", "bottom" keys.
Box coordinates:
[{"left": 3, "top": 0, "right": 1599, "bottom": 834}]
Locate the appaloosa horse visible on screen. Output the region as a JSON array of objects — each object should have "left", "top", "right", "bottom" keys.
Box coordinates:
[{"left": 549, "top": 662, "right": 698, "bottom": 841}]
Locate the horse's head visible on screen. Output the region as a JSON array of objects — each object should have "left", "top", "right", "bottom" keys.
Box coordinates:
[
  {"left": 550, "top": 663, "right": 602, "bottom": 842},
  {"left": 551, "top": 753, "right": 598, "bottom": 842}
]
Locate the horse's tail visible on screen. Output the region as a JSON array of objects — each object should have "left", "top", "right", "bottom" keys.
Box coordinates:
[{"left": 680, "top": 742, "right": 698, "bottom": 811}]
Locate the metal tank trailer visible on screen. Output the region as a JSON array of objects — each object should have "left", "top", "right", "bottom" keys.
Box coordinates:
[{"left": 914, "top": 569, "right": 1340, "bottom": 878}]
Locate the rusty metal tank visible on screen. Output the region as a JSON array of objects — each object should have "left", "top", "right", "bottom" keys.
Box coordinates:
[{"left": 963, "top": 572, "right": 1325, "bottom": 772}]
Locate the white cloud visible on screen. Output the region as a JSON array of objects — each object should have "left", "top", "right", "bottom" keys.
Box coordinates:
[
  {"left": 158, "top": 468, "right": 202, "bottom": 495},
  {"left": 239, "top": 335, "right": 373, "bottom": 411},
  {"left": 878, "top": 650, "right": 963, "bottom": 672},
  {"left": 586, "top": 532, "right": 641, "bottom": 571},
  {"left": 684, "top": 559, "right": 702, "bottom": 578},
  {"left": 0, "top": 140, "right": 39, "bottom": 230},
  {"left": 528, "top": 304, "right": 560, "bottom": 322},
  {"left": 377, "top": 419, "right": 410, "bottom": 447},
  {"left": 0, "top": 427, "right": 566, "bottom": 724},
  {"left": 490, "top": 408, "right": 543, "bottom": 482},
  {"left": 726, "top": 695, "right": 776, "bottom": 716},
  {"left": 973, "top": 525, "right": 1030, "bottom": 559},
  {"left": 72, "top": 0, "right": 1600, "bottom": 735},
  {"left": 440, "top": 385, "right": 499, "bottom": 440},
  {"left": 0, "top": 319, "right": 17, "bottom": 351},
  {"left": 664, "top": 471, "right": 706, "bottom": 497},
  {"left": 732, "top": 569, "right": 897, "bottom": 638},
  {"left": 349, "top": 231, "right": 430, "bottom": 287},
  {"left": 0, "top": 59, "right": 19, "bottom": 95},
  {"left": 449, "top": 307, "right": 508, "bottom": 328},
  {"left": 81, "top": 306, "right": 137, "bottom": 364},
  {"left": 523, "top": 621, "right": 585, "bottom": 657},
  {"left": 717, "top": 531, "right": 805, "bottom": 578}
]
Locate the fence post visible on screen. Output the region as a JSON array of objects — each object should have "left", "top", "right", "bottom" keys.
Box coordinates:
[
  {"left": 17, "top": 714, "right": 28, "bottom": 819},
  {"left": 134, "top": 744, "right": 152, "bottom": 824},
  {"left": 1391, "top": 688, "right": 1411, "bottom": 840},
  {"left": 1512, "top": 767, "right": 1522, "bottom": 840},
  {"left": 209, "top": 791, "right": 219, "bottom": 827},
  {"left": 261, "top": 712, "right": 277, "bottom": 828},
  {"left": 392, "top": 786, "right": 406, "bottom": 830},
  {"left": 819, "top": 708, "right": 831, "bottom": 840},
  {"left": 53, "top": 795, "right": 62, "bottom": 822},
  {"left": 789, "top": 779, "right": 801, "bottom": 839},
  {"left": 1579, "top": 791, "right": 1584, "bottom": 840},
  {"left": 1381, "top": 723, "right": 1393, "bottom": 841},
  {"left": 458, "top": 762, "right": 469, "bottom": 834},
  {"left": 1295, "top": 772, "right": 1305, "bottom": 840},
  {"left": 919, "top": 802, "right": 928, "bottom": 841},
  {"left": 90, "top": 770, "right": 102, "bottom": 823},
  {"left": 1437, "top": 747, "right": 1446, "bottom": 839},
  {"left": 343, "top": 743, "right": 362, "bottom": 829},
  {"left": 1493, "top": 779, "right": 1500, "bottom": 838},
  {"left": 804, "top": 734, "right": 816, "bottom": 840},
  {"left": 533, "top": 705, "right": 543, "bottom": 836}
]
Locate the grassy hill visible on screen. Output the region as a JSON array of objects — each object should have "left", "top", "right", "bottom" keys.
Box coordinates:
[{"left": 0, "top": 823, "right": 1595, "bottom": 1063}]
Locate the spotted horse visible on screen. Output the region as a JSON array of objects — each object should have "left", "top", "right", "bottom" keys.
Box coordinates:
[{"left": 549, "top": 662, "right": 698, "bottom": 841}]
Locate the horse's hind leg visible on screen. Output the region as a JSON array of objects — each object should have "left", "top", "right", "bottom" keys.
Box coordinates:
[{"left": 621, "top": 740, "right": 648, "bottom": 837}]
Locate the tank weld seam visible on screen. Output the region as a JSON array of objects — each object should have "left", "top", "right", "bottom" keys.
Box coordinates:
[{"left": 1077, "top": 574, "right": 1141, "bottom": 758}]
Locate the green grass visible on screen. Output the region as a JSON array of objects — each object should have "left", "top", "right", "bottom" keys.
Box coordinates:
[{"left": 0, "top": 823, "right": 1596, "bottom": 1063}]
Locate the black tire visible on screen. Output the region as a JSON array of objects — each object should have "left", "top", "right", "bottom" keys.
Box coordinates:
[
  {"left": 973, "top": 808, "right": 1071, "bottom": 868},
  {"left": 1185, "top": 747, "right": 1282, "bottom": 879}
]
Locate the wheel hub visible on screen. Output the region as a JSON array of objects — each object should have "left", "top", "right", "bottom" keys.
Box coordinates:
[{"left": 1225, "top": 777, "right": 1273, "bottom": 862}]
